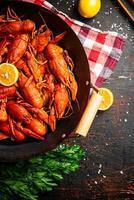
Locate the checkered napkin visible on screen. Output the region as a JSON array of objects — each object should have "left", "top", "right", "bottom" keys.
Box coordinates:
[{"left": 18, "top": 0, "right": 125, "bottom": 87}]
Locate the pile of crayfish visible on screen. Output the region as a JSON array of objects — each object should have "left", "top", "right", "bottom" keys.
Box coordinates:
[{"left": 0, "top": 8, "right": 78, "bottom": 141}]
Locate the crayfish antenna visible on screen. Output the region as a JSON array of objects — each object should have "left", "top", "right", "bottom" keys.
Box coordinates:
[
  {"left": 61, "top": 110, "right": 73, "bottom": 119},
  {"left": 38, "top": 12, "right": 49, "bottom": 31},
  {"left": 38, "top": 25, "right": 46, "bottom": 34},
  {"left": 61, "top": 103, "right": 74, "bottom": 118},
  {"left": 16, "top": 91, "right": 21, "bottom": 100},
  {"left": 7, "top": 6, "right": 20, "bottom": 21}
]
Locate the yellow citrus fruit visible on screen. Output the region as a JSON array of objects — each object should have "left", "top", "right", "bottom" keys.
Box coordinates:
[
  {"left": 78, "top": 0, "right": 101, "bottom": 18},
  {"left": 98, "top": 87, "right": 114, "bottom": 111},
  {"left": 0, "top": 63, "right": 19, "bottom": 86}
]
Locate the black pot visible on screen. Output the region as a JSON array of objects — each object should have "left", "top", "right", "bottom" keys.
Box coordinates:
[{"left": 0, "top": 0, "right": 90, "bottom": 162}]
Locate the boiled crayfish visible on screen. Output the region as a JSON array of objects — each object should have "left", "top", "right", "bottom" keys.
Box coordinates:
[{"left": 0, "top": 7, "right": 78, "bottom": 141}]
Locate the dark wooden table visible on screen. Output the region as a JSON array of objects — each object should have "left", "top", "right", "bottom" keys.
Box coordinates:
[{"left": 41, "top": 0, "right": 134, "bottom": 199}]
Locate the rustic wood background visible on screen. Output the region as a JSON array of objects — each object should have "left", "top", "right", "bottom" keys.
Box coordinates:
[{"left": 40, "top": 0, "right": 134, "bottom": 199}]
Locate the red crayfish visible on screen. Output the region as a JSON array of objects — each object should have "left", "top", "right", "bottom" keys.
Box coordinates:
[{"left": 0, "top": 7, "right": 78, "bottom": 142}]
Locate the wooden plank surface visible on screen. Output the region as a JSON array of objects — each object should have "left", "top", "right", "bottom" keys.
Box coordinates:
[{"left": 41, "top": 0, "right": 134, "bottom": 199}]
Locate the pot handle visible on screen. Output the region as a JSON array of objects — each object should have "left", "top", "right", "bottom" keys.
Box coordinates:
[{"left": 75, "top": 90, "right": 103, "bottom": 137}]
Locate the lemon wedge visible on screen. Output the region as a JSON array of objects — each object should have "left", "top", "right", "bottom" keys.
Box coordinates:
[
  {"left": 98, "top": 87, "right": 114, "bottom": 111},
  {"left": 0, "top": 63, "right": 19, "bottom": 86}
]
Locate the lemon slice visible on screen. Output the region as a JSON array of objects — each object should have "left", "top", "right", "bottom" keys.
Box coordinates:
[
  {"left": 0, "top": 63, "right": 19, "bottom": 86},
  {"left": 98, "top": 87, "right": 114, "bottom": 111}
]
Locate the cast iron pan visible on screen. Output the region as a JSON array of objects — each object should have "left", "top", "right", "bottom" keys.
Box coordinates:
[{"left": 0, "top": 0, "right": 90, "bottom": 162}]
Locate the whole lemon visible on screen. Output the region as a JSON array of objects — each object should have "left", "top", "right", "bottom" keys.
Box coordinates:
[{"left": 78, "top": 0, "right": 101, "bottom": 18}]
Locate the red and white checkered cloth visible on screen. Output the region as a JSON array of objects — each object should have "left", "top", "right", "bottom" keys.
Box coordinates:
[{"left": 18, "top": 0, "right": 125, "bottom": 87}]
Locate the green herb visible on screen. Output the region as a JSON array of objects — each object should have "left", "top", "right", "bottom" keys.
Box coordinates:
[{"left": 0, "top": 144, "right": 85, "bottom": 200}]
